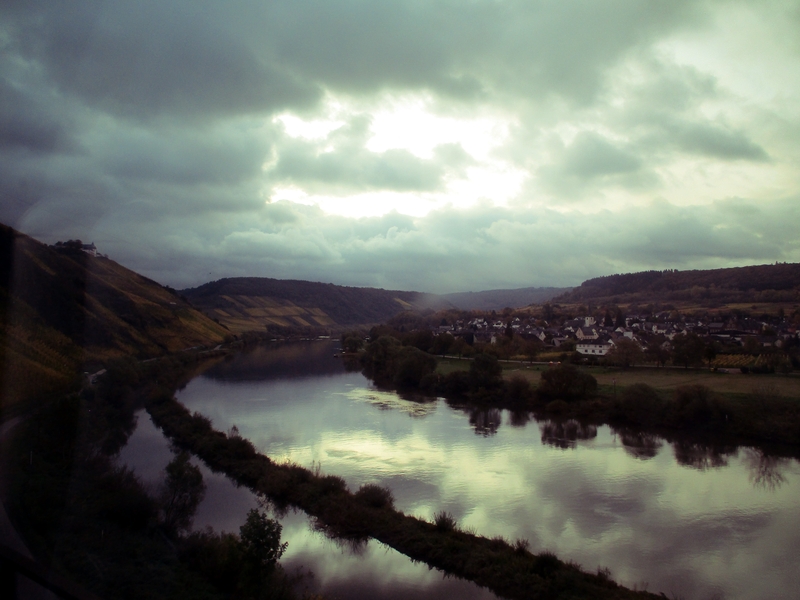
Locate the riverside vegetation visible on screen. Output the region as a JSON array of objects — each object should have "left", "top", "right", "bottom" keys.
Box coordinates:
[
  {"left": 5, "top": 352, "right": 299, "bottom": 600},
  {"left": 6, "top": 349, "right": 659, "bottom": 600},
  {"left": 354, "top": 331, "right": 800, "bottom": 452}
]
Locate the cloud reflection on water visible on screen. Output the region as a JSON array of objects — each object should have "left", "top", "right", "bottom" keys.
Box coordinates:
[{"left": 167, "top": 342, "right": 800, "bottom": 600}]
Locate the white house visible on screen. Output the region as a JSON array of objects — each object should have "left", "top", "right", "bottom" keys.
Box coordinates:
[{"left": 576, "top": 340, "right": 612, "bottom": 356}]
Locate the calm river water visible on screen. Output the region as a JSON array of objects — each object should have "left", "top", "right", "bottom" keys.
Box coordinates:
[{"left": 118, "top": 341, "right": 800, "bottom": 600}]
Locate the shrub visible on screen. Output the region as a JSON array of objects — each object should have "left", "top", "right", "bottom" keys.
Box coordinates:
[
  {"left": 355, "top": 483, "right": 395, "bottom": 509},
  {"left": 673, "top": 384, "right": 725, "bottom": 427},
  {"left": 433, "top": 511, "right": 457, "bottom": 532},
  {"left": 393, "top": 346, "right": 437, "bottom": 389},
  {"left": 545, "top": 399, "right": 570, "bottom": 414},
  {"left": 533, "top": 550, "right": 561, "bottom": 576},
  {"left": 513, "top": 538, "right": 530, "bottom": 554},
  {"left": 316, "top": 474, "right": 348, "bottom": 495},
  {"left": 439, "top": 370, "right": 470, "bottom": 396},
  {"left": 469, "top": 353, "right": 503, "bottom": 389},
  {"left": 617, "top": 383, "right": 663, "bottom": 426},
  {"left": 537, "top": 365, "right": 597, "bottom": 401},
  {"left": 505, "top": 374, "right": 532, "bottom": 404}
]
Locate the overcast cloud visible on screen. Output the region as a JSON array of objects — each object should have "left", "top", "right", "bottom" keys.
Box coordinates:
[{"left": 2, "top": 0, "right": 799, "bottom": 292}]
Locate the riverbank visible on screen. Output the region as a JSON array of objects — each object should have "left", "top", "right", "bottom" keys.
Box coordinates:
[
  {"left": 146, "top": 389, "right": 659, "bottom": 600},
  {"left": 358, "top": 335, "right": 800, "bottom": 451}
]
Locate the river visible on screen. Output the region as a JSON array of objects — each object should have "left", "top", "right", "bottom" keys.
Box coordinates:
[{"left": 118, "top": 341, "right": 800, "bottom": 600}]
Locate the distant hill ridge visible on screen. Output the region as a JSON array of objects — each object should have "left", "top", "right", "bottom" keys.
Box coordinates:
[
  {"left": 180, "top": 278, "right": 571, "bottom": 332},
  {"left": 180, "top": 277, "right": 452, "bottom": 332},
  {"left": 441, "top": 287, "right": 568, "bottom": 311},
  {"left": 554, "top": 263, "right": 800, "bottom": 305}
]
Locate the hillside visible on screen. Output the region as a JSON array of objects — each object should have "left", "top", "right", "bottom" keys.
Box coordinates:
[
  {"left": 0, "top": 224, "right": 229, "bottom": 409},
  {"left": 180, "top": 277, "right": 452, "bottom": 333},
  {"left": 553, "top": 263, "right": 800, "bottom": 307},
  {"left": 441, "top": 286, "right": 569, "bottom": 311}
]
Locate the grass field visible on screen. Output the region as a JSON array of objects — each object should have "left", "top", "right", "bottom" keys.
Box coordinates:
[{"left": 436, "top": 357, "right": 800, "bottom": 398}]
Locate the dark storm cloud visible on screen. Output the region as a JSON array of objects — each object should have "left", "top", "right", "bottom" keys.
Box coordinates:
[
  {"left": 2, "top": 0, "right": 320, "bottom": 120},
  {"left": 2, "top": 0, "right": 709, "bottom": 123},
  {"left": 96, "top": 123, "right": 272, "bottom": 186},
  {"left": 265, "top": 0, "right": 704, "bottom": 104},
  {"left": 0, "top": 78, "right": 71, "bottom": 154},
  {"left": 1, "top": 0, "right": 797, "bottom": 292}
]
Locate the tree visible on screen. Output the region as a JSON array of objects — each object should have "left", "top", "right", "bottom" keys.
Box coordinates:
[
  {"left": 341, "top": 330, "right": 364, "bottom": 353},
  {"left": 393, "top": 346, "right": 437, "bottom": 388},
  {"left": 645, "top": 337, "right": 670, "bottom": 367},
  {"left": 160, "top": 452, "right": 206, "bottom": 536},
  {"left": 239, "top": 509, "right": 288, "bottom": 595},
  {"left": 431, "top": 332, "right": 455, "bottom": 355},
  {"left": 469, "top": 353, "right": 503, "bottom": 390},
  {"left": 743, "top": 336, "right": 760, "bottom": 355},
  {"left": 538, "top": 364, "right": 597, "bottom": 401},
  {"left": 451, "top": 337, "right": 469, "bottom": 358},
  {"left": 671, "top": 333, "right": 706, "bottom": 369},
  {"left": 704, "top": 340, "right": 718, "bottom": 365},
  {"left": 360, "top": 335, "right": 401, "bottom": 382},
  {"left": 606, "top": 338, "right": 643, "bottom": 369}
]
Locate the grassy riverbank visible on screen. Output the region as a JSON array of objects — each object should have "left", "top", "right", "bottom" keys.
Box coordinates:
[
  {"left": 429, "top": 355, "right": 800, "bottom": 449},
  {"left": 437, "top": 356, "right": 800, "bottom": 398}
]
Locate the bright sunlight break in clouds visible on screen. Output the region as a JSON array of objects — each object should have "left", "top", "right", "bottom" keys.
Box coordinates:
[{"left": 2, "top": 0, "right": 799, "bottom": 292}]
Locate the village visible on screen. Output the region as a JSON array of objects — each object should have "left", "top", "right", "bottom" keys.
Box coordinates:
[{"left": 426, "top": 307, "right": 799, "bottom": 370}]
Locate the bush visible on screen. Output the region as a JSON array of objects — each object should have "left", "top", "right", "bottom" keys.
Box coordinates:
[
  {"left": 505, "top": 374, "right": 532, "bottom": 405},
  {"left": 393, "top": 346, "right": 437, "bottom": 389},
  {"left": 533, "top": 550, "right": 561, "bottom": 576},
  {"left": 538, "top": 365, "right": 597, "bottom": 401},
  {"left": 316, "top": 474, "right": 348, "bottom": 495},
  {"left": 433, "top": 511, "right": 457, "bottom": 532},
  {"left": 545, "top": 399, "right": 570, "bottom": 414},
  {"left": 617, "top": 383, "right": 663, "bottom": 426},
  {"left": 439, "top": 370, "right": 470, "bottom": 396},
  {"left": 672, "top": 384, "right": 725, "bottom": 427},
  {"left": 354, "top": 483, "right": 395, "bottom": 509},
  {"left": 469, "top": 353, "right": 503, "bottom": 389}
]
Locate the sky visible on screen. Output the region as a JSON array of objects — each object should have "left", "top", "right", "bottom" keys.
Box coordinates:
[{"left": 2, "top": 0, "right": 799, "bottom": 293}]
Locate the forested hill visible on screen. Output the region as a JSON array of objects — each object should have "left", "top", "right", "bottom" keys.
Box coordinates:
[
  {"left": 441, "top": 286, "right": 569, "bottom": 311},
  {"left": 554, "top": 263, "right": 800, "bottom": 306},
  {"left": 0, "top": 223, "right": 229, "bottom": 408},
  {"left": 180, "top": 277, "right": 453, "bottom": 332}
]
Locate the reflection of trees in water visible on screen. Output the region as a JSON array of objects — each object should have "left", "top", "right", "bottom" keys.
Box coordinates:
[
  {"left": 672, "top": 441, "right": 736, "bottom": 470},
  {"left": 348, "top": 389, "right": 437, "bottom": 418},
  {"left": 469, "top": 408, "right": 502, "bottom": 436},
  {"left": 612, "top": 427, "right": 663, "bottom": 460},
  {"left": 539, "top": 419, "right": 597, "bottom": 449},
  {"left": 310, "top": 517, "right": 369, "bottom": 555},
  {"left": 203, "top": 341, "right": 346, "bottom": 382},
  {"left": 508, "top": 410, "right": 532, "bottom": 428},
  {"left": 743, "top": 448, "right": 789, "bottom": 491}
]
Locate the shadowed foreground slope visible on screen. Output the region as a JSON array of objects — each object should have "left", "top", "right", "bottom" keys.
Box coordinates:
[{"left": 0, "top": 223, "right": 229, "bottom": 411}]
